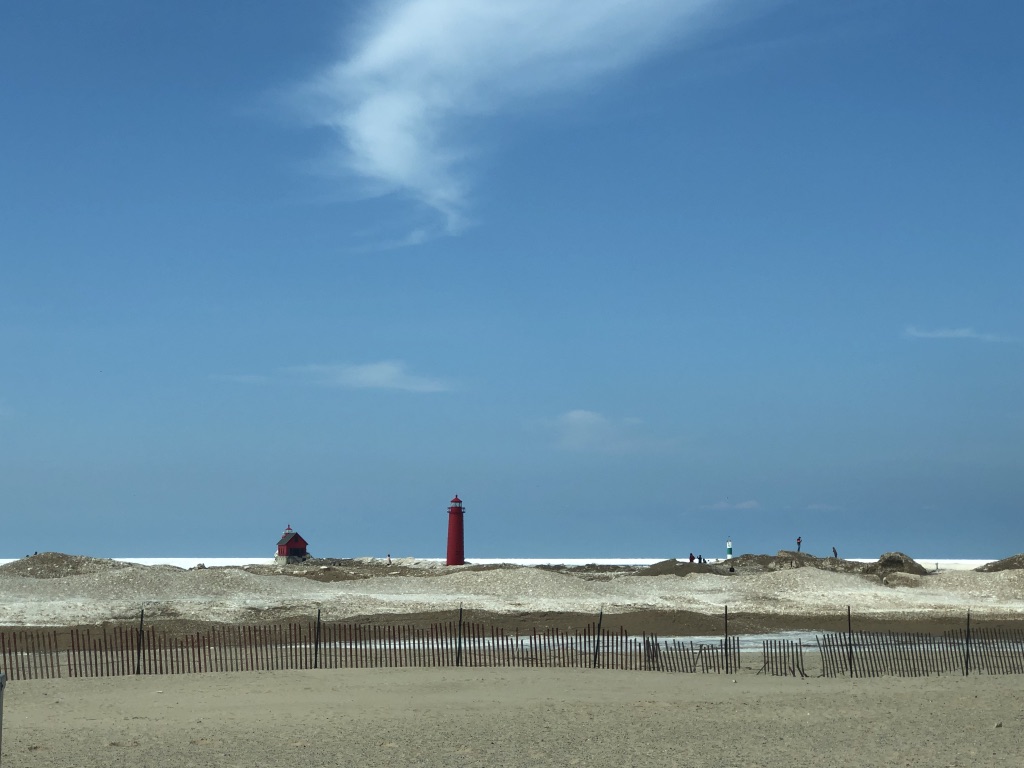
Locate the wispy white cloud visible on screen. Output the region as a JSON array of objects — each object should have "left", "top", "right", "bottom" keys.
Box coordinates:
[
  {"left": 903, "top": 326, "right": 1013, "bottom": 343},
  {"left": 291, "top": 361, "right": 450, "bottom": 392},
  {"left": 703, "top": 500, "right": 760, "bottom": 511},
  {"left": 552, "top": 409, "right": 669, "bottom": 453},
  {"left": 297, "top": 0, "right": 738, "bottom": 236}
]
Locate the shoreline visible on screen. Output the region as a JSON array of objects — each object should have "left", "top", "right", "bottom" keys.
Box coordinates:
[{"left": 0, "top": 555, "right": 1000, "bottom": 571}]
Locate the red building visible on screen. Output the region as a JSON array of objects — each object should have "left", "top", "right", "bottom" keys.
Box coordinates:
[
  {"left": 275, "top": 525, "right": 309, "bottom": 563},
  {"left": 446, "top": 496, "right": 465, "bottom": 566}
]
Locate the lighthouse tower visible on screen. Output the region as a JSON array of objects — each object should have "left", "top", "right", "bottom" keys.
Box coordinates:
[{"left": 446, "top": 495, "right": 466, "bottom": 566}]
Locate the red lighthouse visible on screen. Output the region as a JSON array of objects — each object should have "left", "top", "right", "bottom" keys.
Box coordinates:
[{"left": 446, "top": 495, "right": 465, "bottom": 566}]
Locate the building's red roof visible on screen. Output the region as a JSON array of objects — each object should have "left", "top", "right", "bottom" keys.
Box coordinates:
[{"left": 277, "top": 529, "right": 307, "bottom": 547}]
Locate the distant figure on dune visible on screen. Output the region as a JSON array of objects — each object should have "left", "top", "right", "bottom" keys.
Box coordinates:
[
  {"left": 832, "top": 546, "right": 838, "bottom": 559},
  {"left": 796, "top": 536, "right": 802, "bottom": 552},
  {"left": 689, "top": 553, "right": 695, "bottom": 563},
  {"left": 387, "top": 553, "right": 392, "bottom": 565}
]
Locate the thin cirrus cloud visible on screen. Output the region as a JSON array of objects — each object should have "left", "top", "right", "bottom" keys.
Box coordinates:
[
  {"left": 297, "top": 0, "right": 739, "bottom": 236},
  {"left": 903, "top": 326, "right": 1012, "bottom": 343},
  {"left": 703, "top": 500, "right": 760, "bottom": 511},
  {"left": 805, "top": 503, "right": 840, "bottom": 512},
  {"left": 290, "top": 361, "right": 451, "bottom": 392},
  {"left": 553, "top": 409, "right": 668, "bottom": 453}
]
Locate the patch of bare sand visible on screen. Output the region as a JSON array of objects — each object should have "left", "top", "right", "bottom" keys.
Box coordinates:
[{"left": 4, "top": 668, "right": 1023, "bottom": 768}]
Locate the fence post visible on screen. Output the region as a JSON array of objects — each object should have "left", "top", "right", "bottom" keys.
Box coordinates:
[
  {"left": 847, "top": 606, "right": 854, "bottom": 678},
  {"left": 134, "top": 608, "right": 145, "bottom": 675},
  {"left": 964, "top": 610, "right": 971, "bottom": 676},
  {"left": 0, "top": 671, "right": 5, "bottom": 766},
  {"left": 314, "top": 610, "right": 322, "bottom": 669},
  {"left": 456, "top": 604, "right": 463, "bottom": 667},
  {"left": 592, "top": 609, "right": 603, "bottom": 669},
  {"left": 724, "top": 605, "right": 730, "bottom": 674}
]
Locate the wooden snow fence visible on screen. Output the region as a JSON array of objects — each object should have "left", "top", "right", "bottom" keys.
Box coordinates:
[
  {"left": 759, "top": 639, "right": 807, "bottom": 678},
  {"left": 816, "top": 627, "right": 1024, "bottom": 678},
  {"left": 0, "top": 622, "right": 742, "bottom": 681}
]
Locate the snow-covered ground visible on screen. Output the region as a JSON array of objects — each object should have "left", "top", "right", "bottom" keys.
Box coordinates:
[
  {"left": 0, "top": 553, "right": 1019, "bottom": 628},
  {"left": 0, "top": 556, "right": 992, "bottom": 571}
]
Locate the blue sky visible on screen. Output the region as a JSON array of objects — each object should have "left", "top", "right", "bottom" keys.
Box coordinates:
[{"left": 2, "top": 1, "right": 1021, "bottom": 560}]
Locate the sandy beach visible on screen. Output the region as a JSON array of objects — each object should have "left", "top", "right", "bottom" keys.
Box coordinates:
[
  {"left": 3, "top": 552, "right": 1024, "bottom": 766},
  {"left": 5, "top": 666, "right": 1023, "bottom": 767}
]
